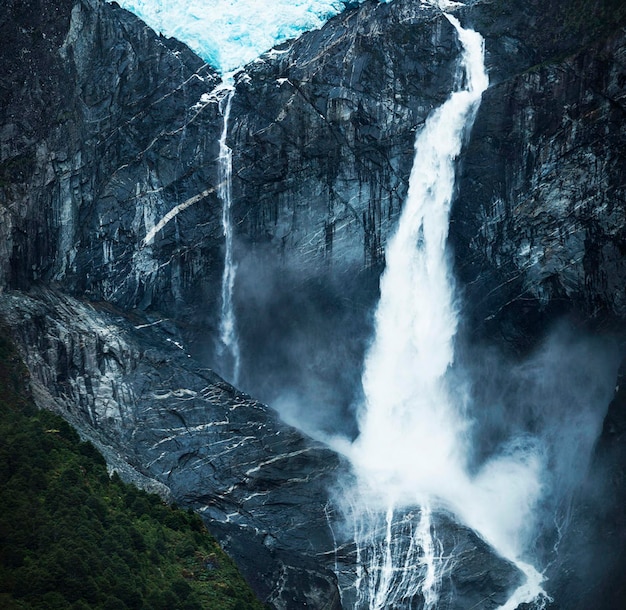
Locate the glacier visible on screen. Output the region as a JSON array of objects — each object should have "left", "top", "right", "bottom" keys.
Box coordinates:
[{"left": 110, "top": 0, "right": 386, "bottom": 73}]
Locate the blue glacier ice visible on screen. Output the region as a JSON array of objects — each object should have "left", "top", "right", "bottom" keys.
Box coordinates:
[{"left": 111, "top": 0, "right": 382, "bottom": 73}]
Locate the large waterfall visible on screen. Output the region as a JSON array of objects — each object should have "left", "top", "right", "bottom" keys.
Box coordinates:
[
  {"left": 106, "top": 0, "right": 613, "bottom": 607},
  {"left": 344, "top": 13, "right": 546, "bottom": 609}
]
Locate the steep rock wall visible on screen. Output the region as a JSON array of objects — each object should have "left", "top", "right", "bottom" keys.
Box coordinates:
[
  {"left": 453, "top": 22, "right": 626, "bottom": 344},
  {"left": 0, "top": 288, "right": 524, "bottom": 609},
  {"left": 224, "top": 0, "right": 469, "bottom": 426},
  {"left": 3, "top": 0, "right": 626, "bottom": 607},
  {"left": 229, "top": 0, "right": 460, "bottom": 273},
  {"left": 1, "top": 0, "right": 224, "bottom": 324}
]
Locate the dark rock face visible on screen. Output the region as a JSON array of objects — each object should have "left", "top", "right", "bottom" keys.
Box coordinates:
[
  {"left": 0, "top": 288, "right": 523, "bottom": 609},
  {"left": 543, "top": 362, "right": 626, "bottom": 610},
  {"left": 450, "top": 3, "right": 626, "bottom": 607},
  {"left": 227, "top": 0, "right": 466, "bottom": 434},
  {"left": 2, "top": 0, "right": 626, "bottom": 607},
  {"left": 1, "top": 0, "right": 224, "bottom": 325},
  {"left": 229, "top": 0, "right": 460, "bottom": 273},
  {"left": 453, "top": 22, "right": 626, "bottom": 344},
  {"left": 0, "top": 288, "right": 345, "bottom": 607}
]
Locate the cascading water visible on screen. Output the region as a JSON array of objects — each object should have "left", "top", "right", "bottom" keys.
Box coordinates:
[
  {"left": 348, "top": 502, "right": 444, "bottom": 609},
  {"left": 343, "top": 10, "right": 547, "bottom": 609},
  {"left": 216, "top": 85, "right": 241, "bottom": 384}
]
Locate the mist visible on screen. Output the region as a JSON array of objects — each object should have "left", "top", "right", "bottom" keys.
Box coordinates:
[
  {"left": 200, "top": 6, "right": 622, "bottom": 607},
  {"left": 207, "top": 136, "right": 621, "bottom": 610},
  {"left": 456, "top": 324, "right": 620, "bottom": 563},
  {"left": 231, "top": 242, "right": 379, "bottom": 441}
]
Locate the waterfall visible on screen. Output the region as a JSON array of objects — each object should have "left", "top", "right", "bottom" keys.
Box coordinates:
[
  {"left": 345, "top": 12, "right": 546, "bottom": 609},
  {"left": 349, "top": 503, "right": 444, "bottom": 609},
  {"left": 217, "top": 85, "right": 241, "bottom": 384}
]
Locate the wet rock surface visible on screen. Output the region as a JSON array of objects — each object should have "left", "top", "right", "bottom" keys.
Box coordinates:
[
  {"left": 453, "top": 21, "right": 626, "bottom": 345},
  {"left": 0, "top": 288, "right": 344, "bottom": 607},
  {"left": 2, "top": 0, "right": 626, "bottom": 607},
  {"left": 1, "top": 0, "right": 224, "bottom": 324},
  {"left": 333, "top": 506, "right": 523, "bottom": 610},
  {"left": 229, "top": 0, "right": 460, "bottom": 272}
]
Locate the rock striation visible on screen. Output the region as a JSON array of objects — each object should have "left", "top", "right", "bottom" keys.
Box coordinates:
[
  {"left": 454, "top": 11, "right": 626, "bottom": 344},
  {"left": 0, "top": 287, "right": 523, "bottom": 609},
  {"left": 0, "top": 287, "right": 345, "bottom": 607},
  {"left": 229, "top": 0, "right": 460, "bottom": 272}
]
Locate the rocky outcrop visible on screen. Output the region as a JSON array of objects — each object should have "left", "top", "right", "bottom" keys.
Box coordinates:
[
  {"left": 0, "top": 288, "right": 345, "bottom": 607},
  {"left": 332, "top": 505, "right": 523, "bottom": 610},
  {"left": 229, "top": 0, "right": 460, "bottom": 272},
  {"left": 0, "top": 288, "right": 524, "bottom": 609}
]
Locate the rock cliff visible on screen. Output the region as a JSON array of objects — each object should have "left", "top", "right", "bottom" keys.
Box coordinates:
[
  {"left": 454, "top": 6, "right": 626, "bottom": 345},
  {"left": 1, "top": 0, "right": 224, "bottom": 324},
  {"left": 0, "top": 288, "right": 345, "bottom": 607},
  {"left": 2, "top": 0, "right": 626, "bottom": 607}
]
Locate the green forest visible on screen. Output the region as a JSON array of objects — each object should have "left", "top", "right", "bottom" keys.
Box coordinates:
[{"left": 0, "top": 329, "right": 265, "bottom": 610}]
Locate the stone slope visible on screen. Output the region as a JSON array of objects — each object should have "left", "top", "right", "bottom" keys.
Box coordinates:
[
  {"left": 0, "top": 288, "right": 345, "bottom": 607},
  {"left": 0, "top": 288, "right": 523, "bottom": 609}
]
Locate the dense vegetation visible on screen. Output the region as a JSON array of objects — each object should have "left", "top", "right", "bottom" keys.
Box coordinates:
[{"left": 0, "top": 329, "right": 265, "bottom": 610}]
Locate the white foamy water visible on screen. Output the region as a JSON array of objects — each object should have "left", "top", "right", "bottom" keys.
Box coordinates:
[
  {"left": 113, "top": 0, "right": 552, "bottom": 604},
  {"left": 349, "top": 503, "right": 444, "bottom": 610},
  {"left": 346, "top": 12, "right": 547, "bottom": 608}
]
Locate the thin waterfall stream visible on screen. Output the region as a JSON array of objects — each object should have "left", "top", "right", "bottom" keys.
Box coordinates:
[
  {"left": 217, "top": 84, "right": 241, "bottom": 384},
  {"left": 340, "top": 10, "right": 547, "bottom": 609}
]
